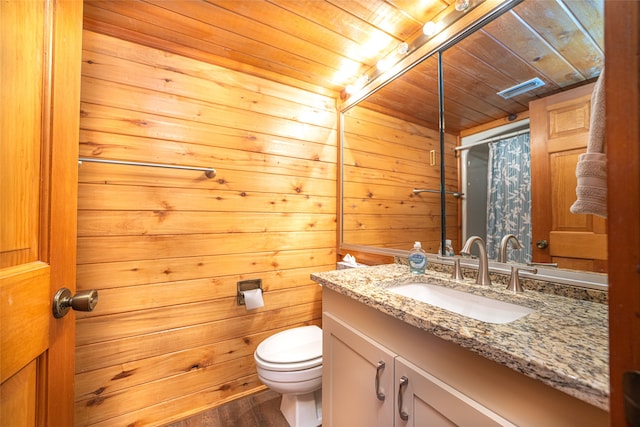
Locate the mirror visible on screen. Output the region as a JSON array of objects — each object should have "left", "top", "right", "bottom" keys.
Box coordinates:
[
  {"left": 340, "top": 0, "right": 606, "bottom": 279},
  {"left": 342, "top": 53, "right": 458, "bottom": 254}
]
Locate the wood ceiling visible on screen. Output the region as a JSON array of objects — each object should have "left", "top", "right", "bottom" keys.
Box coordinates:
[
  {"left": 359, "top": 0, "right": 604, "bottom": 133},
  {"left": 83, "top": 0, "right": 604, "bottom": 133},
  {"left": 83, "top": 0, "right": 458, "bottom": 97}
]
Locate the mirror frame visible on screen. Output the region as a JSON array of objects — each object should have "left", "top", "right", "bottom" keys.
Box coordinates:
[{"left": 337, "top": 0, "right": 607, "bottom": 290}]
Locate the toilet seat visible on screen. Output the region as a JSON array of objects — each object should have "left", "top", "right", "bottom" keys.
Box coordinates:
[
  {"left": 254, "top": 325, "right": 324, "bottom": 426},
  {"left": 255, "top": 325, "right": 322, "bottom": 372}
]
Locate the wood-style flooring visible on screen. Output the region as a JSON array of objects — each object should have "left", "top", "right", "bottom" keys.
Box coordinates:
[{"left": 166, "top": 390, "right": 290, "bottom": 427}]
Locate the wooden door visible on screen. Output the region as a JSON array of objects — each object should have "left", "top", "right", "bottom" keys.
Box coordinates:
[
  {"left": 606, "top": 2, "right": 640, "bottom": 426},
  {"left": 0, "top": 1, "right": 83, "bottom": 425},
  {"left": 529, "top": 83, "right": 608, "bottom": 273}
]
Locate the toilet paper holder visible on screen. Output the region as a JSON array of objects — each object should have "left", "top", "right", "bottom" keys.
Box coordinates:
[{"left": 237, "top": 279, "right": 263, "bottom": 306}]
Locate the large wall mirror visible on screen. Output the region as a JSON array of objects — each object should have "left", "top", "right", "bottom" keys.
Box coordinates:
[{"left": 340, "top": 0, "right": 606, "bottom": 285}]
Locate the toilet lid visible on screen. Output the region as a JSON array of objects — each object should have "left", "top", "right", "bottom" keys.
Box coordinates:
[{"left": 256, "top": 325, "right": 322, "bottom": 365}]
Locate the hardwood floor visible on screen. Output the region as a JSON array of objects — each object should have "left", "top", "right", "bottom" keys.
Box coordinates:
[{"left": 166, "top": 390, "right": 290, "bottom": 427}]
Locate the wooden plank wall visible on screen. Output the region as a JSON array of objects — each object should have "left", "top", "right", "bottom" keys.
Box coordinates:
[
  {"left": 342, "top": 105, "right": 459, "bottom": 254},
  {"left": 75, "top": 31, "right": 338, "bottom": 426}
]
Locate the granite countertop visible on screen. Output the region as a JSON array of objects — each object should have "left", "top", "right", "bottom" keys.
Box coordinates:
[{"left": 311, "top": 263, "right": 609, "bottom": 410}]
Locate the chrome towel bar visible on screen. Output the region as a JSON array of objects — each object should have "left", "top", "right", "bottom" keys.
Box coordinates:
[
  {"left": 413, "top": 188, "right": 463, "bottom": 198},
  {"left": 78, "top": 157, "right": 216, "bottom": 178}
]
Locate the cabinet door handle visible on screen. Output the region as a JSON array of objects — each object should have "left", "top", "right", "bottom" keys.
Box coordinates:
[
  {"left": 375, "top": 361, "right": 386, "bottom": 401},
  {"left": 398, "top": 376, "right": 409, "bottom": 421}
]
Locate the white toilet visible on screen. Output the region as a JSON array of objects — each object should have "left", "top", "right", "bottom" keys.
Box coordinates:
[{"left": 254, "top": 325, "right": 323, "bottom": 427}]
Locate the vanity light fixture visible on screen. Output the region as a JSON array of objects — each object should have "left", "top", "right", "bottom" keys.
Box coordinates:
[{"left": 345, "top": 0, "right": 480, "bottom": 99}]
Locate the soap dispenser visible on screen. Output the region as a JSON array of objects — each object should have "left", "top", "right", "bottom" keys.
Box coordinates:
[{"left": 408, "top": 241, "right": 427, "bottom": 274}]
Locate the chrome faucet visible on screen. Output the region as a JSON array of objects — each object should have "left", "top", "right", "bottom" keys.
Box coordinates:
[
  {"left": 499, "top": 234, "right": 523, "bottom": 263},
  {"left": 461, "top": 236, "right": 491, "bottom": 286}
]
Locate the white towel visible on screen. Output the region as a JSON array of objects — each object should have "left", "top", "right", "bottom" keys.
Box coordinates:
[{"left": 570, "top": 69, "right": 607, "bottom": 218}]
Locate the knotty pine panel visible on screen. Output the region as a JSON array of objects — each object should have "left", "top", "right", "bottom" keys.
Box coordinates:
[
  {"left": 79, "top": 103, "right": 337, "bottom": 169},
  {"left": 78, "top": 211, "right": 336, "bottom": 236},
  {"left": 78, "top": 159, "right": 336, "bottom": 196},
  {"left": 81, "top": 81, "right": 333, "bottom": 146},
  {"left": 344, "top": 164, "right": 437, "bottom": 188},
  {"left": 75, "top": 322, "right": 321, "bottom": 404},
  {"left": 77, "top": 231, "right": 335, "bottom": 264},
  {"left": 343, "top": 213, "right": 457, "bottom": 233},
  {"left": 76, "top": 31, "right": 335, "bottom": 426},
  {"left": 76, "top": 285, "right": 321, "bottom": 346},
  {"left": 85, "top": 376, "right": 265, "bottom": 427},
  {"left": 76, "top": 249, "right": 336, "bottom": 290},
  {"left": 80, "top": 73, "right": 336, "bottom": 132},
  {"left": 80, "top": 128, "right": 337, "bottom": 176},
  {"left": 77, "top": 182, "right": 336, "bottom": 214},
  {"left": 80, "top": 29, "right": 335, "bottom": 101},
  {"left": 342, "top": 105, "right": 459, "bottom": 253},
  {"left": 75, "top": 353, "right": 257, "bottom": 425},
  {"left": 343, "top": 192, "right": 441, "bottom": 214},
  {"left": 75, "top": 267, "right": 325, "bottom": 319},
  {"left": 76, "top": 302, "right": 321, "bottom": 373}
]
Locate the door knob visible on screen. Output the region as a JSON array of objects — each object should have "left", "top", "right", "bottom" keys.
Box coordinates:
[
  {"left": 536, "top": 239, "right": 549, "bottom": 249},
  {"left": 52, "top": 288, "right": 98, "bottom": 318}
]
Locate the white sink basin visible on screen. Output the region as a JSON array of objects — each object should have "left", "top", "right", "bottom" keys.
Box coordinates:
[{"left": 389, "top": 282, "right": 534, "bottom": 324}]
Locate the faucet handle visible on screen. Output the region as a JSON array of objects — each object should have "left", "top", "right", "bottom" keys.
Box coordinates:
[
  {"left": 439, "top": 257, "right": 464, "bottom": 280},
  {"left": 451, "top": 257, "right": 463, "bottom": 280},
  {"left": 506, "top": 265, "right": 537, "bottom": 294}
]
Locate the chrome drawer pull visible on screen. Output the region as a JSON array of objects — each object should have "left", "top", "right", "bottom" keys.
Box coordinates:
[
  {"left": 375, "top": 361, "right": 386, "bottom": 401},
  {"left": 398, "top": 376, "right": 409, "bottom": 421}
]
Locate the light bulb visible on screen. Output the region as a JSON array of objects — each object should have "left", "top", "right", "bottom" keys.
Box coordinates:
[
  {"left": 377, "top": 58, "right": 391, "bottom": 72},
  {"left": 455, "top": 0, "right": 469, "bottom": 11},
  {"left": 423, "top": 21, "right": 437, "bottom": 36}
]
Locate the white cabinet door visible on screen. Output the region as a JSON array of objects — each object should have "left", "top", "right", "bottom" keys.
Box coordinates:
[
  {"left": 394, "top": 357, "right": 516, "bottom": 427},
  {"left": 323, "top": 312, "right": 396, "bottom": 427}
]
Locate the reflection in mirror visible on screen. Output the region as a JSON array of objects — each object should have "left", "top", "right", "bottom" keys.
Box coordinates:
[
  {"left": 342, "top": 53, "right": 458, "bottom": 254},
  {"left": 340, "top": 0, "right": 606, "bottom": 279},
  {"left": 445, "top": 0, "right": 605, "bottom": 272},
  {"left": 459, "top": 122, "right": 531, "bottom": 263}
]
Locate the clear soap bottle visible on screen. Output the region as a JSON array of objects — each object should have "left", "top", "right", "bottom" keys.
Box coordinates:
[
  {"left": 439, "top": 239, "right": 454, "bottom": 257},
  {"left": 408, "top": 241, "right": 427, "bottom": 274}
]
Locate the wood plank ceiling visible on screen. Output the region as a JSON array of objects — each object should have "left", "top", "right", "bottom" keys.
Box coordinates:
[
  {"left": 360, "top": 0, "right": 604, "bottom": 133},
  {"left": 83, "top": 0, "right": 451, "bottom": 96},
  {"left": 83, "top": 0, "right": 604, "bottom": 133}
]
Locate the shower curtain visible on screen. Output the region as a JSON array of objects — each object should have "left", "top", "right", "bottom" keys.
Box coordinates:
[{"left": 486, "top": 132, "right": 532, "bottom": 263}]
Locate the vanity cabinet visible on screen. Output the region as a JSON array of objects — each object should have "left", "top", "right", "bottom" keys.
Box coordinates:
[
  {"left": 395, "top": 356, "right": 514, "bottom": 426},
  {"left": 322, "top": 287, "right": 608, "bottom": 427},
  {"left": 324, "top": 312, "right": 513, "bottom": 427},
  {"left": 323, "top": 312, "right": 395, "bottom": 426}
]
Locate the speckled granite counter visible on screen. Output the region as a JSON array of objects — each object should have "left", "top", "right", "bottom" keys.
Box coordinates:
[{"left": 311, "top": 263, "right": 609, "bottom": 410}]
